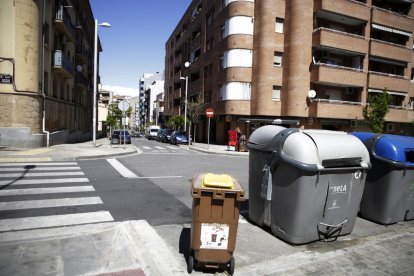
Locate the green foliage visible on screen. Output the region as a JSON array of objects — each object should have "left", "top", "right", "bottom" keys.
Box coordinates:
[
  {"left": 106, "top": 102, "right": 132, "bottom": 129},
  {"left": 167, "top": 115, "right": 185, "bottom": 130},
  {"left": 362, "top": 89, "right": 390, "bottom": 133}
]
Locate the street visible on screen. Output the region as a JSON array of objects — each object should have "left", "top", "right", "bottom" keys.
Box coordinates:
[{"left": 0, "top": 137, "right": 413, "bottom": 275}]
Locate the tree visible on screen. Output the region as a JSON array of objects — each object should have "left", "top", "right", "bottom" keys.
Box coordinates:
[
  {"left": 362, "top": 89, "right": 390, "bottom": 133},
  {"left": 106, "top": 102, "right": 132, "bottom": 131},
  {"left": 167, "top": 115, "right": 184, "bottom": 130},
  {"left": 186, "top": 94, "right": 206, "bottom": 144}
]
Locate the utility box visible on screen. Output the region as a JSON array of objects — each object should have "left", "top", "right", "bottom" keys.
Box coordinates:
[
  {"left": 189, "top": 173, "right": 245, "bottom": 275},
  {"left": 353, "top": 132, "right": 414, "bottom": 224},
  {"left": 247, "top": 127, "right": 370, "bottom": 244}
]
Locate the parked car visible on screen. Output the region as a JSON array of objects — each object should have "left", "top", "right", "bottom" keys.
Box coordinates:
[
  {"left": 156, "top": 129, "right": 166, "bottom": 142},
  {"left": 111, "top": 130, "right": 131, "bottom": 144},
  {"left": 161, "top": 129, "right": 172, "bottom": 143},
  {"left": 170, "top": 130, "right": 190, "bottom": 145},
  {"left": 145, "top": 125, "right": 160, "bottom": 140}
]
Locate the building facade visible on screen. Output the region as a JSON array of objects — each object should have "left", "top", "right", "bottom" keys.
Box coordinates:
[
  {"left": 164, "top": 0, "right": 414, "bottom": 144},
  {"left": 138, "top": 72, "right": 164, "bottom": 128},
  {"left": 0, "top": 0, "right": 100, "bottom": 147}
]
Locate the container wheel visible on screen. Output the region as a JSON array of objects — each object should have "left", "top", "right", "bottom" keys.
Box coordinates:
[
  {"left": 187, "top": 255, "right": 194, "bottom": 273},
  {"left": 228, "top": 257, "right": 235, "bottom": 275}
]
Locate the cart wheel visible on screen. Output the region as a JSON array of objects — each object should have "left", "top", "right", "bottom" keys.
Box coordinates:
[
  {"left": 187, "top": 255, "right": 194, "bottom": 274},
  {"left": 227, "top": 257, "right": 235, "bottom": 275}
]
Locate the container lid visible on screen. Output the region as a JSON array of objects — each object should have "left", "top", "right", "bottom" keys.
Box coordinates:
[
  {"left": 283, "top": 130, "right": 370, "bottom": 168},
  {"left": 247, "top": 125, "right": 286, "bottom": 151},
  {"left": 202, "top": 173, "right": 234, "bottom": 189},
  {"left": 374, "top": 134, "right": 414, "bottom": 164}
]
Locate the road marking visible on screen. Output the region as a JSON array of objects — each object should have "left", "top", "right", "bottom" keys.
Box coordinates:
[
  {"left": 0, "top": 178, "right": 89, "bottom": 186},
  {"left": 0, "top": 186, "right": 95, "bottom": 196},
  {"left": 0, "top": 197, "right": 103, "bottom": 211},
  {"left": 0, "top": 171, "right": 84, "bottom": 178},
  {"left": 0, "top": 211, "right": 114, "bottom": 232},
  {"left": 167, "top": 146, "right": 177, "bottom": 150},
  {"left": 0, "top": 166, "right": 80, "bottom": 172},
  {"left": 107, "top": 158, "right": 138, "bottom": 178},
  {"left": 0, "top": 162, "right": 77, "bottom": 166},
  {"left": 142, "top": 146, "right": 152, "bottom": 150},
  {"left": 155, "top": 146, "right": 165, "bottom": 150}
]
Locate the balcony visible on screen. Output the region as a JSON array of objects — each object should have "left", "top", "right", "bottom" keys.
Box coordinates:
[
  {"left": 53, "top": 5, "right": 76, "bottom": 41},
  {"left": 368, "top": 71, "right": 410, "bottom": 93},
  {"left": 53, "top": 50, "right": 74, "bottom": 78},
  {"left": 372, "top": 7, "right": 413, "bottom": 33},
  {"left": 313, "top": 28, "right": 368, "bottom": 54},
  {"left": 76, "top": 43, "right": 90, "bottom": 64},
  {"left": 370, "top": 39, "right": 412, "bottom": 62},
  {"left": 310, "top": 99, "right": 363, "bottom": 119},
  {"left": 386, "top": 108, "right": 412, "bottom": 123},
  {"left": 311, "top": 63, "right": 366, "bottom": 87},
  {"left": 75, "top": 72, "right": 89, "bottom": 89},
  {"left": 314, "top": 0, "right": 370, "bottom": 21}
]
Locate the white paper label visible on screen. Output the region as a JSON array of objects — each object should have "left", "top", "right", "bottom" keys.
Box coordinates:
[{"left": 200, "top": 223, "right": 230, "bottom": 250}]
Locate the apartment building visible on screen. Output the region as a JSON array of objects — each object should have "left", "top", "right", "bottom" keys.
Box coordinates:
[
  {"left": 138, "top": 72, "right": 164, "bottom": 128},
  {"left": 164, "top": 0, "right": 414, "bottom": 144},
  {"left": 0, "top": 0, "right": 100, "bottom": 147}
]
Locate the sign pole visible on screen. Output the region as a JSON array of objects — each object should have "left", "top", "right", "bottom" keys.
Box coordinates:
[{"left": 207, "top": 117, "right": 210, "bottom": 149}]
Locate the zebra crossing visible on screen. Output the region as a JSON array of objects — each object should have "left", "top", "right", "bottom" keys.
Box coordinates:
[
  {"left": 0, "top": 162, "right": 113, "bottom": 232},
  {"left": 140, "top": 145, "right": 183, "bottom": 153}
]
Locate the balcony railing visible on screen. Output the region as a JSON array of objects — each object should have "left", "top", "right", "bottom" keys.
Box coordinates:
[
  {"left": 311, "top": 98, "right": 363, "bottom": 105},
  {"left": 54, "top": 5, "right": 76, "bottom": 40},
  {"left": 53, "top": 50, "right": 74, "bottom": 77},
  {"left": 75, "top": 72, "right": 89, "bottom": 88}
]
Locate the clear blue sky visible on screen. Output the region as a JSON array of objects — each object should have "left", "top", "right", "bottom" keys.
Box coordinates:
[{"left": 90, "top": 0, "right": 192, "bottom": 89}]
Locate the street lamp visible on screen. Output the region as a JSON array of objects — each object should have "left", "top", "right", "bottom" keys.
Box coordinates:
[
  {"left": 180, "top": 61, "right": 190, "bottom": 132},
  {"left": 93, "top": 20, "right": 111, "bottom": 147}
]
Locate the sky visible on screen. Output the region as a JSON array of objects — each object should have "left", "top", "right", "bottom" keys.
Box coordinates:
[{"left": 89, "top": 0, "right": 192, "bottom": 96}]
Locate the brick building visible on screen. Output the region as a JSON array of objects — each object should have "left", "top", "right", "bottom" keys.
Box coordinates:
[{"left": 165, "top": 0, "right": 414, "bottom": 144}]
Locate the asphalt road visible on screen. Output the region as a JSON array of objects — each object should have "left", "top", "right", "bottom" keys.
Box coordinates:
[{"left": 1, "top": 137, "right": 413, "bottom": 275}]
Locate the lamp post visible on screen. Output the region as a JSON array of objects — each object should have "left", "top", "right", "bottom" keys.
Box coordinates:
[
  {"left": 93, "top": 20, "right": 111, "bottom": 147},
  {"left": 180, "top": 61, "right": 190, "bottom": 132}
]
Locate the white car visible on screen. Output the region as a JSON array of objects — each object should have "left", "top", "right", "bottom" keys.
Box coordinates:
[{"left": 146, "top": 125, "right": 160, "bottom": 140}]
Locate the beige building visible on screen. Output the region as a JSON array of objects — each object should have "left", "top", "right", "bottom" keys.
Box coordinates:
[
  {"left": 165, "top": 0, "right": 414, "bottom": 144},
  {"left": 0, "top": 0, "right": 100, "bottom": 147}
]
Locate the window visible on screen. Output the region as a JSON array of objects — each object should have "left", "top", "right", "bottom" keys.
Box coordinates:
[
  {"left": 220, "top": 24, "right": 226, "bottom": 39},
  {"left": 204, "top": 64, "right": 212, "bottom": 79},
  {"left": 44, "top": 23, "right": 50, "bottom": 46},
  {"left": 274, "top": 52, "right": 282, "bottom": 66},
  {"left": 222, "top": 16, "right": 254, "bottom": 38},
  {"left": 409, "top": 98, "right": 414, "bottom": 109},
  {"left": 206, "top": 37, "right": 214, "bottom": 51},
  {"left": 272, "top": 86, "right": 281, "bottom": 101},
  {"left": 223, "top": 49, "right": 253, "bottom": 68},
  {"left": 219, "top": 82, "right": 251, "bottom": 100},
  {"left": 204, "top": 90, "right": 212, "bottom": 103},
  {"left": 206, "top": 8, "right": 215, "bottom": 26},
  {"left": 219, "top": 54, "right": 224, "bottom": 69},
  {"left": 275, "top": 17, "right": 284, "bottom": 33}
]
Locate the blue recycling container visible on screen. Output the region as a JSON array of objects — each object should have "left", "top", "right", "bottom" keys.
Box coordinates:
[{"left": 352, "top": 132, "right": 414, "bottom": 224}]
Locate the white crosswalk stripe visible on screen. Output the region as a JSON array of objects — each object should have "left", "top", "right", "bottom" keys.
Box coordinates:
[
  {"left": 0, "top": 162, "right": 113, "bottom": 232},
  {"left": 0, "top": 171, "right": 84, "bottom": 178},
  {"left": 155, "top": 146, "right": 165, "bottom": 150}
]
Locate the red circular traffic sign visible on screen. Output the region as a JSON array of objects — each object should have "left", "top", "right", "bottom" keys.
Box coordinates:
[{"left": 205, "top": 108, "right": 214, "bottom": 118}]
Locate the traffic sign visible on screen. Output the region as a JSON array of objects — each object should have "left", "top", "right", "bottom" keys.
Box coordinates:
[
  {"left": 118, "top": 100, "right": 129, "bottom": 111},
  {"left": 205, "top": 108, "right": 214, "bottom": 118}
]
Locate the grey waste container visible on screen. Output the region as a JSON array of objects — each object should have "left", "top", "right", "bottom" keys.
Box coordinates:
[
  {"left": 247, "top": 127, "right": 370, "bottom": 244},
  {"left": 352, "top": 132, "right": 414, "bottom": 224}
]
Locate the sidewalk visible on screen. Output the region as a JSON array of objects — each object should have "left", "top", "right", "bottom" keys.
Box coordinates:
[{"left": 0, "top": 138, "right": 139, "bottom": 162}]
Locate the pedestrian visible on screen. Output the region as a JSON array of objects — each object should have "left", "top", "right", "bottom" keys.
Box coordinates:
[{"left": 235, "top": 127, "right": 242, "bottom": 151}]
